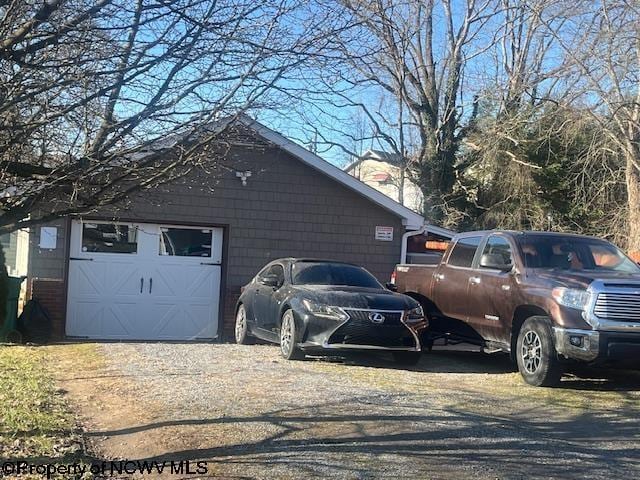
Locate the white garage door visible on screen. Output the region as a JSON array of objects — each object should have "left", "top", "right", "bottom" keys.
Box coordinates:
[{"left": 66, "top": 220, "right": 223, "bottom": 340}]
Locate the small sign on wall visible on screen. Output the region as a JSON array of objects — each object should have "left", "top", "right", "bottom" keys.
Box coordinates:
[
  {"left": 375, "top": 226, "right": 394, "bottom": 242},
  {"left": 39, "top": 227, "right": 57, "bottom": 249}
]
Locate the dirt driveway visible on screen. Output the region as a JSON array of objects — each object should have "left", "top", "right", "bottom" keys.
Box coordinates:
[{"left": 49, "top": 343, "right": 640, "bottom": 479}]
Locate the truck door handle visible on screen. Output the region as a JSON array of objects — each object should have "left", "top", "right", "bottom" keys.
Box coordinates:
[
  {"left": 149, "top": 277, "right": 153, "bottom": 294},
  {"left": 469, "top": 276, "right": 481, "bottom": 285},
  {"left": 140, "top": 277, "right": 144, "bottom": 293},
  {"left": 435, "top": 273, "right": 445, "bottom": 281}
]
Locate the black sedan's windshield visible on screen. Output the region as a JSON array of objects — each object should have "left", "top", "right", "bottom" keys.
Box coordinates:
[
  {"left": 518, "top": 235, "right": 640, "bottom": 273},
  {"left": 292, "top": 262, "right": 383, "bottom": 288}
]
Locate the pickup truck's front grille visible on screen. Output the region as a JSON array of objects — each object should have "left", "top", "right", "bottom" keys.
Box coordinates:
[{"left": 594, "top": 293, "right": 640, "bottom": 321}]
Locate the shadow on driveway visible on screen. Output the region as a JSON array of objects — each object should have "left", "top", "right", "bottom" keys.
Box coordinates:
[{"left": 78, "top": 396, "right": 640, "bottom": 479}]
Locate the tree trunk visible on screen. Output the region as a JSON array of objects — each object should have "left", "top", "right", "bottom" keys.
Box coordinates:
[
  {"left": 421, "top": 190, "right": 442, "bottom": 224},
  {"left": 398, "top": 164, "right": 405, "bottom": 206},
  {"left": 417, "top": 145, "right": 456, "bottom": 225},
  {"left": 626, "top": 154, "right": 640, "bottom": 253},
  {"left": 0, "top": 241, "right": 8, "bottom": 331}
]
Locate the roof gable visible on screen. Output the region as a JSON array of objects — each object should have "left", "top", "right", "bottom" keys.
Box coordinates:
[{"left": 238, "top": 117, "right": 424, "bottom": 229}]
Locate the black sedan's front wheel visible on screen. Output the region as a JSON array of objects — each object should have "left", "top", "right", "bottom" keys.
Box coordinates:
[
  {"left": 234, "top": 304, "right": 253, "bottom": 345},
  {"left": 280, "top": 309, "right": 304, "bottom": 360}
]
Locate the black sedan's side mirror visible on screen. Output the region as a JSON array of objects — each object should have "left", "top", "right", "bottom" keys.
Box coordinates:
[
  {"left": 261, "top": 274, "right": 281, "bottom": 288},
  {"left": 385, "top": 282, "right": 398, "bottom": 292}
]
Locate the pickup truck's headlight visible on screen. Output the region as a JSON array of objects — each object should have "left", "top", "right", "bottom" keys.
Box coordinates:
[
  {"left": 302, "top": 299, "right": 348, "bottom": 321},
  {"left": 405, "top": 305, "right": 425, "bottom": 323},
  {"left": 552, "top": 287, "right": 591, "bottom": 310}
]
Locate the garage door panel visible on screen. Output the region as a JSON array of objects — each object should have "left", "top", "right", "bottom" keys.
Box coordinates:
[
  {"left": 189, "top": 269, "right": 219, "bottom": 298},
  {"left": 183, "top": 304, "right": 217, "bottom": 338},
  {"left": 147, "top": 266, "right": 220, "bottom": 338},
  {"left": 66, "top": 220, "right": 222, "bottom": 340},
  {"left": 110, "top": 265, "right": 143, "bottom": 297},
  {"left": 146, "top": 302, "right": 216, "bottom": 339},
  {"left": 72, "top": 262, "right": 105, "bottom": 296},
  {"left": 148, "top": 265, "right": 183, "bottom": 297},
  {"left": 147, "top": 265, "right": 219, "bottom": 300},
  {"left": 66, "top": 301, "right": 102, "bottom": 338},
  {"left": 72, "top": 261, "right": 141, "bottom": 297},
  {"left": 149, "top": 264, "right": 217, "bottom": 298},
  {"left": 67, "top": 300, "right": 138, "bottom": 338},
  {"left": 147, "top": 303, "right": 180, "bottom": 338},
  {"left": 103, "top": 302, "right": 138, "bottom": 338}
]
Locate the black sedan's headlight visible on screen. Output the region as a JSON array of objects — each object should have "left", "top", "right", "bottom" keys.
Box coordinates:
[
  {"left": 302, "top": 299, "right": 349, "bottom": 321},
  {"left": 404, "top": 305, "right": 425, "bottom": 323}
]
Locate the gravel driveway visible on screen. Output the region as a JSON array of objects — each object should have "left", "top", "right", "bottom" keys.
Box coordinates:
[{"left": 66, "top": 343, "right": 640, "bottom": 479}]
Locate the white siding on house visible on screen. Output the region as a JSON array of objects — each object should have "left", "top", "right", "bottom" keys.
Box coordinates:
[
  {"left": 1, "top": 229, "right": 29, "bottom": 277},
  {"left": 345, "top": 155, "right": 423, "bottom": 214}
]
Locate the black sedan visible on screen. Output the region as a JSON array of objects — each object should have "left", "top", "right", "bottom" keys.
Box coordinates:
[{"left": 234, "top": 258, "right": 427, "bottom": 364}]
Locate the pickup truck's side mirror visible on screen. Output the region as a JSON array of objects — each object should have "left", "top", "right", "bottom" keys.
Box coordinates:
[
  {"left": 479, "top": 253, "right": 513, "bottom": 272},
  {"left": 385, "top": 282, "right": 398, "bottom": 292}
]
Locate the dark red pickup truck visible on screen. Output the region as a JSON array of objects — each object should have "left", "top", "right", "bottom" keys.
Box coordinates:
[{"left": 392, "top": 230, "right": 640, "bottom": 386}]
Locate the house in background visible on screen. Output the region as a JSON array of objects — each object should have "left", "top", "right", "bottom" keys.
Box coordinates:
[
  {"left": 1, "top": 229, "right": 29, "bottom": 310},
  {"left": 1, "top": 229, "right": 29, "bottom": 277},
  {"left": 344, "top": 150, "right": 423, "bottom": 214}
]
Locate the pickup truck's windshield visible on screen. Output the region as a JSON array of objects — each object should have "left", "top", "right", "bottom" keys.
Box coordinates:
[
  {"left": 517, "top": 235, "right": 640, "bottom": 273},
  {"left": 292, "top": 262, "right": 383, "bottom": 288}
]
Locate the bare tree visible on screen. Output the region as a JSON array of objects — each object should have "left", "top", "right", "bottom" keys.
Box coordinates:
[
  {"left": 0, "top": 0, "right": 330, "bottom": 234},
  {"left": 294, "top": 0, "right": 500, "bottom": 225},
  {"left": 494, "top": 0, "right": 567, "bottom": 114},
  {"left": 455, "top": 0, "right": 572, "bottom": 230},
  {"left": 542, "top": 0, "right": 640, "bottom": 250}
]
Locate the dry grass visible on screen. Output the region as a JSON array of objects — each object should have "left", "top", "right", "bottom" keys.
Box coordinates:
[{"left": 0, "top": 345, "right": 77, "bottom": 460}]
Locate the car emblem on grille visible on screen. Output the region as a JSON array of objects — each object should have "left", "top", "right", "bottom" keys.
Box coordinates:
[{"left": 369, "top": 312, "right": 385, "bottom": 324}]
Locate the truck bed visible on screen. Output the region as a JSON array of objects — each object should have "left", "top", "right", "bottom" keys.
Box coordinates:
[{"left": 394, "top": 263, "right": 438, "bottom": 300}]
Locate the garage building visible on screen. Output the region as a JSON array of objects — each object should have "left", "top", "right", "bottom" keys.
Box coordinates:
[{"left": 27, "top": 117, "right": 438, "bottom": 341}]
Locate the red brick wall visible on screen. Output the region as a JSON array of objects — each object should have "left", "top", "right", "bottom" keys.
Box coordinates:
[
  {"left": 222, "top": 287, "right": 241, "bottom": 341},
  {"left": 30, "top": 278, "right": 65, "bottom": 340}
]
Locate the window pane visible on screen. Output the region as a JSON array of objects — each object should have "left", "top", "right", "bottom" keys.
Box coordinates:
[
  {"left": 270, "top": 265, "right": 285, "bottom": 285},
  {"left": 482, "top": 236, "right": 513, "bottom": 266},
  {"left": 590, "top": 244, "right": 626, "bottom": 269},
  {"left": 256, "top": 265, "right": 271, "bottom": 280},
  {"left": 82, "top": 223, "right": 137, "bottom": 254},
  {"left": 518, "top": 234, "right": 640, "bottom": 273},
  {"left": 292, "top": 262, "right": 381, "bottom": 288},
  {"left": 159, "top": 228, "right": 212, "bottom": 257},
  {"left": 447, "top": 236, "right": 482, "bottom": 267}
]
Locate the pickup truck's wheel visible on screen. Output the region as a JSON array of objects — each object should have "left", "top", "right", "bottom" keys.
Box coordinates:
[
  {"left": 516, "top": 316, "right": 562, "bottom": 387},
  {"left": 392, "top": 351, "right": 422, "bottom": 366},
  {"left": 280, "top": 309, "right": 304, "bottom": 360}
]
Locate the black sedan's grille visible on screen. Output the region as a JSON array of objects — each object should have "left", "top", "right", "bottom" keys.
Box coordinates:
[
  {"left": 328, "top": 310, "right": 415, "bottom": 348},
  {"left": 344, "top": 309, "right": 404, "bottom": 325}
]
